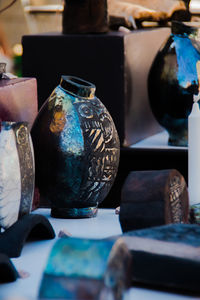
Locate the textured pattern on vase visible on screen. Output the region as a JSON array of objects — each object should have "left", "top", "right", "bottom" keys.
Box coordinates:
[
  {"left": 0, "top": 122, "right": 34, "bottom": 229},
  {"left": 31, "top": 76, "right": 120, "bottom": 218}
]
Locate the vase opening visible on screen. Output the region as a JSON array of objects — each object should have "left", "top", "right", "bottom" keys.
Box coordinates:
[{"left": 60, "top": 75, "right": 96, "bottom": 99}]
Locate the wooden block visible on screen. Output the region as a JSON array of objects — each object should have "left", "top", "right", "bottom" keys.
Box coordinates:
[
  {"left": 120, "top": 169, "right": 189, "bottom": 232},
  {"left": 119, "top": 223, "right": 200, "bottom": 293},
  {"left": 39, "top": 237, "right": 132, "bottom": 299}
]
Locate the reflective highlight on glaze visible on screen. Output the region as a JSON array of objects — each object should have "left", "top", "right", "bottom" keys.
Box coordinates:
[{"left": 31, "top": 76, "right": 120, "bottom": 218}]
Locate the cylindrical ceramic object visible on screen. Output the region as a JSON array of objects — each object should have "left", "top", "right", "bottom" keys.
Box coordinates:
[
  {"left": 31, "top": 75, "right": 120, "bottom": 218},
  {"left": 62, "top": 0, "right": 108, "bottom": 33},
  {"left": 120, "top": 169, "right": 189, "bottom": 232},
  {"left": 148, "top": 21, "right": 200, "bottom": 146},
  {"left": 0, "top": 121, "right": 35, "bottom": 229}
]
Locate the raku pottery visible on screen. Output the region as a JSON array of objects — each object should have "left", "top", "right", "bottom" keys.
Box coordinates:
[
  {"left": 120, "top": 169, "right": 189, "bottom": 232},
  {"left": 39, "top": 237, "right": 131, "bottom": 300},
  {"left": 0, "top": 121, "right": 34, "bottom": 229},
  {"left": 148, "top": 21, "right": 200, "bottom": 146},
  {"left": 31, "top": 75, "right": 120, "bottom": 218}
]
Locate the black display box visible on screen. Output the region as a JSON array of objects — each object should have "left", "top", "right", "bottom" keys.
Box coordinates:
[
  {"left": 22, "top": 28, "right": 187, "bottom": 208},
  {"left": 22, "top": 28, "right": 170, "bottom": 146}
]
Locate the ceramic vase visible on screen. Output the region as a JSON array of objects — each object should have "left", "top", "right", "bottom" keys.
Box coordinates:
[
  {"left": 148, "top": 21, "right": 200, "bottom": 146},
  {"left": 31, "top": 75, "right": 120, "bottom": 218},
  {"left": 0, "top": 121, "right": 34, "bottom": 229}
]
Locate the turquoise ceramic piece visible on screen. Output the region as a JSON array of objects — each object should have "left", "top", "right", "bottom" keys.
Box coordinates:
[
  {"left": 148, "top": 21, "right": 200, "bottom": 146},
  {"left": 39, "top": 237, "right": 132, "bottom": 299},
  {"left": 31, "top": 76, "right": 120, "bottom": 218}
]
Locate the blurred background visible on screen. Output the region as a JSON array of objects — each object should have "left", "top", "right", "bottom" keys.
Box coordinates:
[
  {"left": 1, "top": 0, "right": 200, "bottom": 76},
  {"left": 0, "top": 0, "right": 63, "bottom": 75}
]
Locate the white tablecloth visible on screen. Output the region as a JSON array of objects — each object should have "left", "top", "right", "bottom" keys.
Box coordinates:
[
  {"left": 0, "top": 209, "right": 198, "bottom": 300},
  {"left": 131, "top": 131, "right": 187, "bottom": 150}
]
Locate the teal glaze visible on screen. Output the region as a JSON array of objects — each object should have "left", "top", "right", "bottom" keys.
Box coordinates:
[
  {"left": 39, "top": 237, "right": 131, "bottom": 299},
  {"left": 39, "top": 237, "right": 115, "bottom": 299},
  {"left": 148, "top": 21, "right": 200, "bottom": 146},
  {"left": 31, "top": 76, "right": 120, "bottom": 218},
  {"left": 174, "top": 35, "right": 200, "bottom": 89},
  {"left": 44, "top": 238, "right": 114, "bottom": 279}
]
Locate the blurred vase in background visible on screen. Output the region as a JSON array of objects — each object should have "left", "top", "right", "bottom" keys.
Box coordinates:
[{"left": 148, "top": 21, "right": 200, "bottom": 146}]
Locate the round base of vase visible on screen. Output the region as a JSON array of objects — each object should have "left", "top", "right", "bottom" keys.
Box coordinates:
[
  {"left": 51, "top": 206, "right": 98, "bottom": 219},
  {"left": 168, "top": 131, "right": 188, "bottom": 147}
]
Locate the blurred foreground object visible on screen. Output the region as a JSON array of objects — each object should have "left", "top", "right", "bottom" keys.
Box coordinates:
[
  {"left": 120, "top": 223, "right": 200, "bottom": 293},
  {"left": 39, "top": 237, "right": 132, "bottom": 299}
]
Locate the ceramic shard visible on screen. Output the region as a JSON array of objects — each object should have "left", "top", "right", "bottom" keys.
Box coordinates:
[{"left": 39, "top": 237, "right": 132, "bottom": 299}]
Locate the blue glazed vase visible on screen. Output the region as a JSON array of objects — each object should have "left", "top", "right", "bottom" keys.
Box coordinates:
[
  {"left": 148, "top": 21, "right": 200, "bottom": 146},
  {"left": 31, "top": 76, "right": 120, "bottom": 218}
]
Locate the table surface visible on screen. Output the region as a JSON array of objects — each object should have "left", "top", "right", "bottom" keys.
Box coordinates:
[
  {"left": 131, "top": 131, "right": 187, "bottom": 150},
  {"left": 0, "top": 208, "right": 199, "bottom": 300}
]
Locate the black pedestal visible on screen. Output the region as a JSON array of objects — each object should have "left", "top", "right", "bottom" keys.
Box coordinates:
[
  {"left": 22, "top": 28, "right": 186, "bottom": 209},
  {"left": 22, "top": 28, "right": 170, "bottom": 146}
]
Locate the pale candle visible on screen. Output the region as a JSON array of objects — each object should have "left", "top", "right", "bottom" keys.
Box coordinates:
[{"left": 188, "top": 94, "right": 200, "bottom": 206}]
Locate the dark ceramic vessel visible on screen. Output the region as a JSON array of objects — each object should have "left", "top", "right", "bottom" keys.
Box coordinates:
[
  {"left": 31, "top": 76, "right": 120, "bottom": 218},
  {"left": 148, "top": 21, "right": 200, "bottom": 146}
]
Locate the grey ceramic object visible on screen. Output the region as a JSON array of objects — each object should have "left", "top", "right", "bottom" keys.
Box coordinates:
[{"left": 0, "top": 121, "right": 35, "bottom": 229}]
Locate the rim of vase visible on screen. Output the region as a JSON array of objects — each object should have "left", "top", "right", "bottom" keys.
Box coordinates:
[{"left": 60, "top": 75, "right": 96, "bottom": 99}]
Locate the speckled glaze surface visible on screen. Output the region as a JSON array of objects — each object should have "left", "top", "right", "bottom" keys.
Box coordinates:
[
  {"left": 0, "top": 122, "right": 34, "bottom": 229},
  {"left": 148, "top": 21, "right": 200, "bottom": 146},
  {"left": 39, "top": 237, "right": 131, "bottom": 299},
  {"left": 31, "top": 76, "right": 120, "bottom": 218}
]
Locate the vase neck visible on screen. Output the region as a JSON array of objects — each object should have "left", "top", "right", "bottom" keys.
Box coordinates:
[
  {"left": 60, "top": 76, "right": 96, "bottom": 99},
  {"left": 171, "top": 21, "right": 200, "bottom": 39}
]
